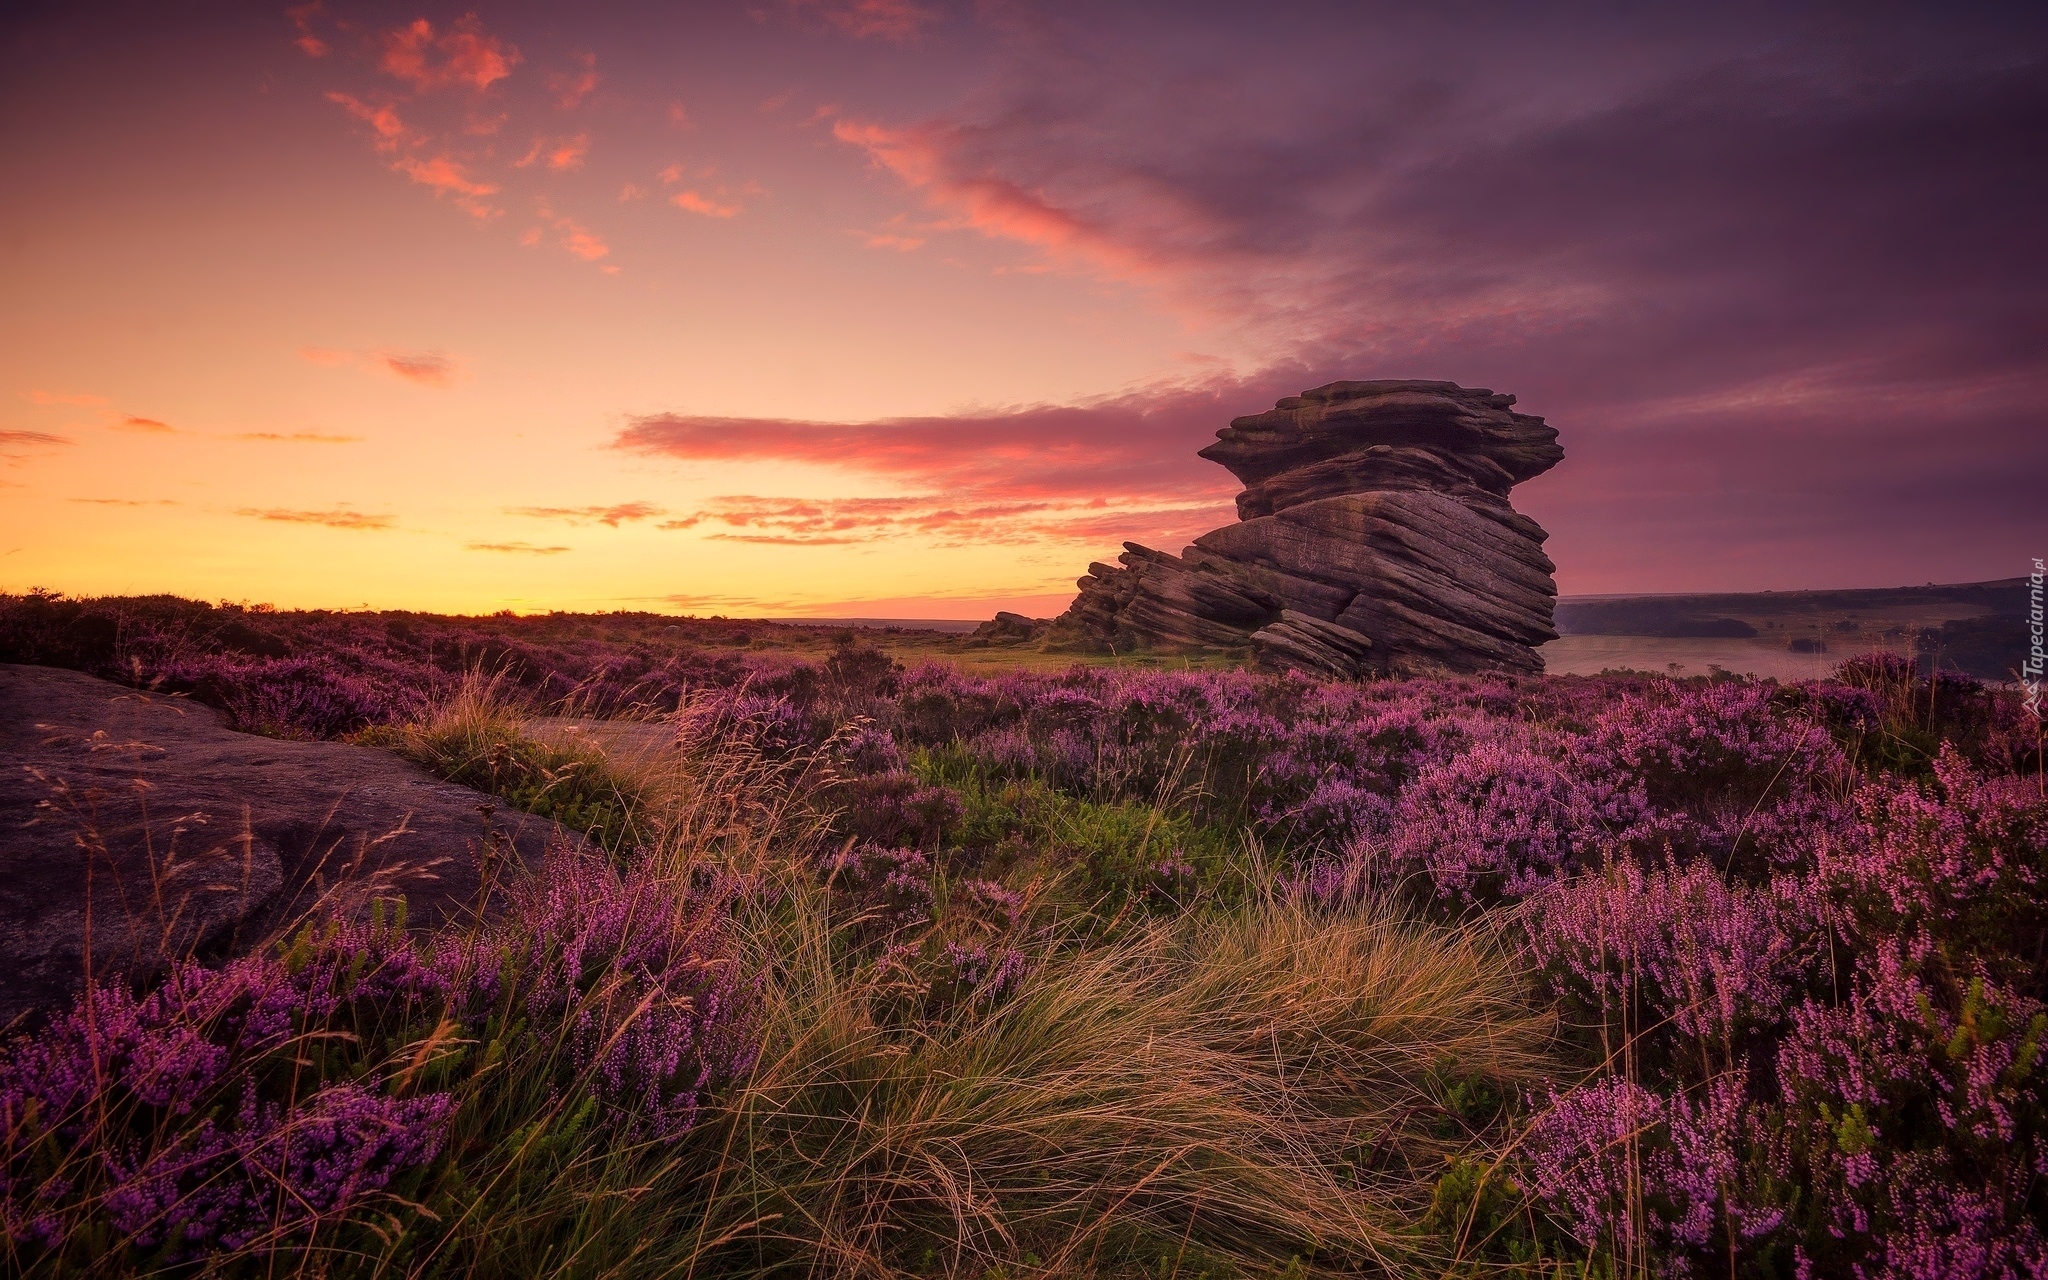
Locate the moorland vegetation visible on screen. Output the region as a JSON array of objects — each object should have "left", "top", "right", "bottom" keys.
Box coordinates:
[{"left": 1, "top": 592, "right": 2044, "bottom": 1278}]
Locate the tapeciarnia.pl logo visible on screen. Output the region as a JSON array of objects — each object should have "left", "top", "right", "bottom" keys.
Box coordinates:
[{"left": 2025, "top": 557, "right": 2044, "bottom": 719}]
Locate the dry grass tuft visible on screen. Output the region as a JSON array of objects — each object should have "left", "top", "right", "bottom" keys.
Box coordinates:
[{"left": 673, "top": 878, "right": 1553, "bottom": 1277}]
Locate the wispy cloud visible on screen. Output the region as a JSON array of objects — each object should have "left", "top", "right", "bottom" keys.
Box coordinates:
[
  {"left": 392, "top": 154, "right": 500, "bottom": 217},
  {"left": 233, "top": 432, "right": 363, "bottom": 444},
  {"left": 833, "top": 118, "right": 1155, "bottom": 281},
  {"left": 612, "top": 379, "right": 1270, "bottom": 506},
  {"left": 672, "top": 190, "right": 740, "bottom": 218},
  {"left": 707, "top": 533, "right": 869, "bottom": 545},
  {"left": 379, "top": 16, "right": 520, "bottom": 93},
  {"left": 855, "top": 223, "right": 925, "bottom": 251},
  {"left": 775, "top": 0, "right": 938, "bottom": 42},
  {"left": 69, "top": 497, "right": 180, "bottom": 507},
  {"left": 507, "top": 501, "right": 663, "bottom": 527},
  {"left": 666, "top": 493, "right": 1227, "bottom": 550},
  {"left": 326, "top": 91, "right": 500, "bottom": 218},
  {"left": 659, "top": 164, "right": 759, "bottom": 218},
  {"left": 326, "top": 92, "right": 409, "bottom": 153},
  {"left": 298, "top": 346, "right": 457, "bottom": 387},
  {"left": 380, "top": 352, "right": 456, "bottom": 386},
  {"left": 557, "top": 217, "right": 610, "bottom": 263},
  {"left": 236, "top": 507, "right": 394, "bottom": 530},
  {"left": 286, "top": 1, "right": 327, "bottom": 57},
  {"left": 659, "top": 591, "right": 803, "bottom": 613},
  {"left": 546, "top": 52, "right": 601, "bottom": 110},
  {"left": 27, "top": 390, "right": 108, "bottom": 407},
  {"left": 115, "top": 416, "right": 175, "bottom": 433},
  {"left": 516, "top": 133, "right": 589, "bottom": 171},
  {"left": 610, "top": 375, "right": 1322, "bottom": 554},
  {"left": 651, "top": 585, "right": 1077, "bottom": 619},
  {"left": 0, "top": 430, "right": 73, "bottom": 448},
  {"left": 467, "top": 541, "right": 572, "bottom": 554}
]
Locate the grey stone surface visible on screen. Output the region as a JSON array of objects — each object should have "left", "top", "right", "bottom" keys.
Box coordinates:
[
  {"left": 1061, "top": 380, "right": 1563, "bottom": 676},
  {"left": 1, "top": 664, "right": 575, "bottom": 1025}
]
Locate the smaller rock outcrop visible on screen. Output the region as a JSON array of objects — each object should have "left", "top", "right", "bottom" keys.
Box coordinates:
[
  {"left": 1061, "top": 380, "right": 1563, "bottom": 677},
  {"left": 973, "top": 611, "right": 1044, "bottom": 642}
]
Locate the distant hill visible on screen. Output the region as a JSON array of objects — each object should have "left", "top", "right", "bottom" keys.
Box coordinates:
[{"left": 1554, "top": 579, "right": 2029, "bottom": 680}]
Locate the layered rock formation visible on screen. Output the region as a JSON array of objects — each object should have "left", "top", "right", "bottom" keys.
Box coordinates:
[{"left": 1063, "top": 380, "right": 1563, "bottom": 677}]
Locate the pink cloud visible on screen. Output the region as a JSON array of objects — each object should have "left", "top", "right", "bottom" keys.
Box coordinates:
[
  {"left": 667, "top": 101, "right": 695, "bottom": 130},
  {"left": 380, "top": 352, "right": 455, "bottom": 386},
  {"left": 0, "top": 429, "right": 73, "bottom": 449},
  {"left": 300, "top": 346, "right": 456, "bottom": 387},
  {"left": 115, "top": 416, "right": 174, "bottom": 433},
  {"left": 392, "top": 154, "right": 499, "bottom": 217},
  {"left": 467, "top": 541, "right": 571, "bottom": 554},
  {"left": 236, "top": 507, "right": 393, "bottom": 530},
  {"left": 27, "top": 390, "right": 108, "bottom": 407},
  {"left": 324, "top": 93, "right": 501, "bottom": 219},
  {"left": 657, "top": 588, "right": 1078, "bottom": 620},
  {"left": 666, "top": 493, "right": 1225, "bottom": 549},
  {"left": 611, "top": 380, "right": 1275, "bottom": 507},
  {"left": 557, "top": 216, "right": 609, "bottom": 261},
  {"left": 326, "top": 92, "right": 410, "bottom": 153},
  {"left": 707, "top": 533, "right": 868, "bottom": 546},
  {"left": 287, "top": 1, "right": 327, "bottom": 57},
  {"left": 607, "top": 378, "right": 1328, "bottom": 554},
  {"left": 516, "top": 133, "right": 589, "bottom": 171},
  {"left": 233, "top": 432, "right": 362, "bottom": 444},
  {"left": 546, "top": 52, "right": 601, "bottom": 110},
  {"left": 672, "top": 190, "right": 740, "bottom": 218},
  {"left": 379, "top": 16, "right": 520, "bottom": 93},
  {"left": 832, "top": 119, "right": 1154, "bottom": 279},
  {"left": 858, "top": 230, "right": 925, "bottom": 251},
  {"left": 778, "top": 0, "right": 938, "bottom": 42},
  {"left": 507, "top": 501, "right": 662, "bottom": 527}
]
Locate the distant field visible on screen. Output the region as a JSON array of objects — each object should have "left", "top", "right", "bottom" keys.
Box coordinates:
[
  {"left": 1537, "top": 634, "right": 1877, "bottom": 679},
  {"left": 1551, "top": 577, "right": 2028, "bottom": 680}
]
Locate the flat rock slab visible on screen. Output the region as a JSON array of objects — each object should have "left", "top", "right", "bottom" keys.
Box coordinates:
[{"left": 0, "top": 663, "right": 576, "bottom": 1025}]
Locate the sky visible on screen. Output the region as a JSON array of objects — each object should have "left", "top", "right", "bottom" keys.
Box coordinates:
[{"left": 2, "top": 1, "right": 2044, "bottom": 618}]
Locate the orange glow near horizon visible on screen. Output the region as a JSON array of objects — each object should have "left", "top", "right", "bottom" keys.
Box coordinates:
[
  {"left": 4, "top": 4, "right": 2042, "bottom": 613},
  {"left": 0, "top": 6, "right": 1227, "bottom": 618}
]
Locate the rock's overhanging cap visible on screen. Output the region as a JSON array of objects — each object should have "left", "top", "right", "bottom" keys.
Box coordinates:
[
  {"left": 1059, "top": 379, "right": 1562, "bottom": 678},
  {"left": 1200, "top": 380, "right": 1563, "bottom": 519}
]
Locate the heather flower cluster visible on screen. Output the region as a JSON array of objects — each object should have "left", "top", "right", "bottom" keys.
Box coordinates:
[
  {"left": 690, "top": 650, "right": 2046, "bottom": 1276},
  {"left": 1, "top": 857, "right": 761, "bottom": 1267},
  {"left": 476, "top": 855, "right": 763, "bottom": 1140},
  {"left": 1518, "top": 735, "right": 2048, "bottom": 1275},
  {"left": 1, "top": 917, "right": 454, "bottom": 1259},
  {"left": 0, "top": 592, "right": 780, "bottom": 740}
]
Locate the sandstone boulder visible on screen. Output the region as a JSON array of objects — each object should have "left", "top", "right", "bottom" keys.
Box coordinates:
[
  {"left": 1061, "top": 380, "right": 1562, "bottom": 676},
  {"left": 0, "top": 664, "right": 577, "bottom": 1024}
]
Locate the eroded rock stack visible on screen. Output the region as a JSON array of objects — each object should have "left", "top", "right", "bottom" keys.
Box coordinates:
[{"left": 1062, "top": 380, "right": 1563, "bottom": 677}]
